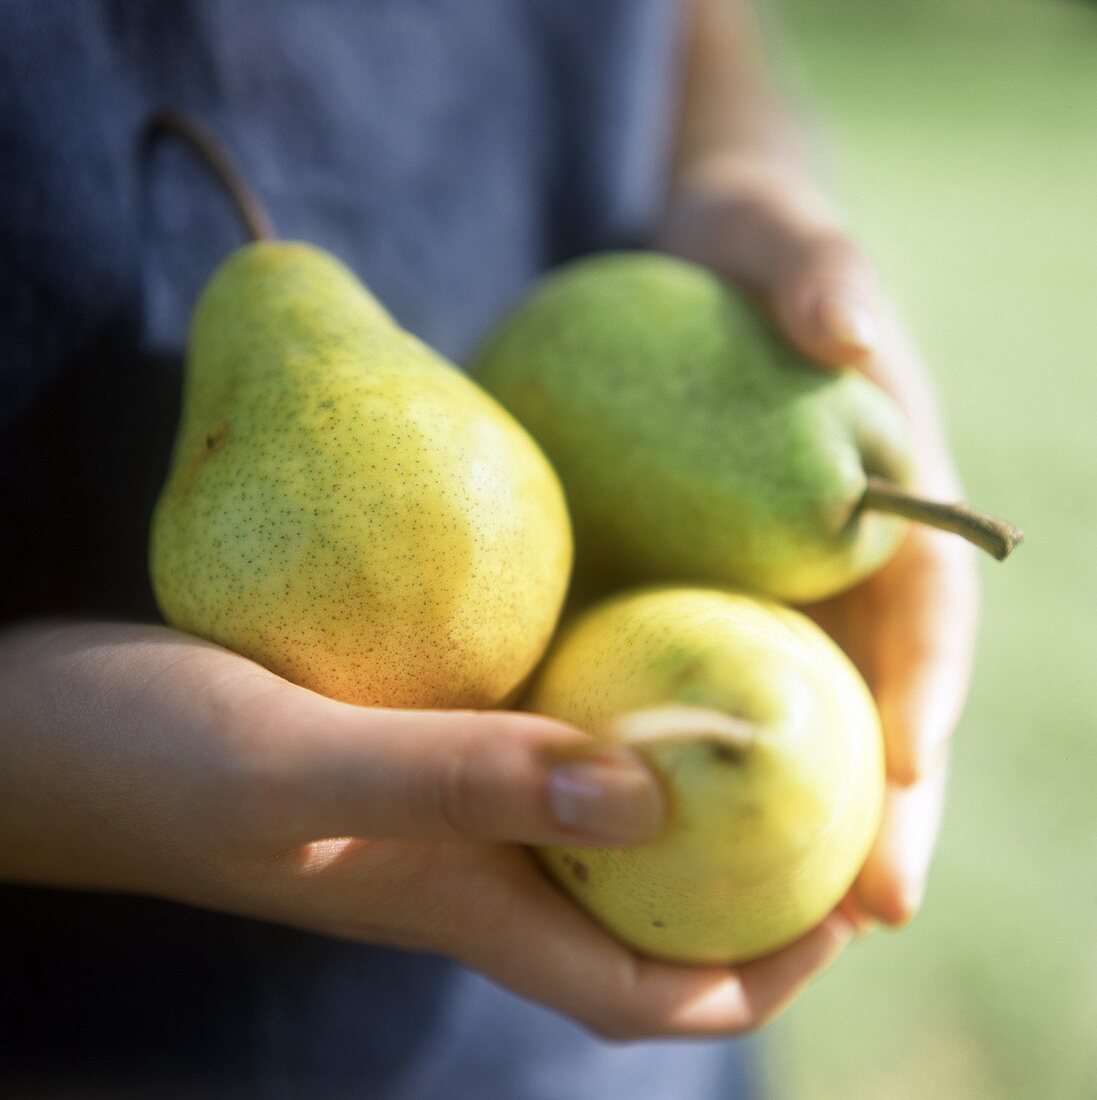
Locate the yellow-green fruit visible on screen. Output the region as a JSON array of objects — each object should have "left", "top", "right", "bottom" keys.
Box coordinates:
[
  {"left": 528, "top": 587, "right": 884, "bottom": 964},
  {"left": 151, "top": 241, "right": 572, "bottom": 708},
  {"left": 473, "top": 251, "right": 913, "bottom": 603}
]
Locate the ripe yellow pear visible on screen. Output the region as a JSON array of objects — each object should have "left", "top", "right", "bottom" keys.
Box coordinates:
[
  {"left": 527, "top": 587, "right": 884, "bottom": 964},
  {"left": 151, "top": 241, "right": 572, "bottom": 708}
]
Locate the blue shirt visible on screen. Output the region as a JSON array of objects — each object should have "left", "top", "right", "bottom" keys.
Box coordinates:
[{"left": 0, "top": 2, "right": 758, "bottom": 1095}]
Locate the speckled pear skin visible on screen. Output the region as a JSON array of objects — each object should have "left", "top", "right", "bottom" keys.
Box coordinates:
[
  {"left": 528, "top": 587, "right": 884, "bottom": 965},
  {"left": 150, "top": 241, "right": 572, "bottom": 708},
  {"left": 473, "top": 251, "right": 914, "bottom": 603}
]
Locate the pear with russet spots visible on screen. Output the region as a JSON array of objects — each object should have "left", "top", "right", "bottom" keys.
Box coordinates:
[
  {"left": 528, "top": 586, "right": 884, "bottom": 964},
  {"left": 151, "top": 240, "right": 572, "bottom": 708}
]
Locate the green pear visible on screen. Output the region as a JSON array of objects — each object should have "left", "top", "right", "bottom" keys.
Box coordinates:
[
  {"left": 528, "top": 586, "right": 884, "bottom": 964},
  {"left": 151, "top": 241, "right": 572, "bottom": 708},
  {"left": 474, "top": 251, "right": 1020, "bottom": 603}
]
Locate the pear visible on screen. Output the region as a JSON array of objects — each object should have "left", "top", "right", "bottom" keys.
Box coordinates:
[
  {"left": 474, "top": 251, "right": 1021, "bottom": 603},
  {"left": 528, "top": 586, "right": 884, "bottom": 965},
  {"left": 151, "top": 240, "right": 572, "bottom": 708}
]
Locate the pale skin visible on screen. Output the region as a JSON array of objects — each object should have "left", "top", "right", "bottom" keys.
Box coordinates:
[{"left": 0, "top": 0, "right": 976, "bottom": 1041}]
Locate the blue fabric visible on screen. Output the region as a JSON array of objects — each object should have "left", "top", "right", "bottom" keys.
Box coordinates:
[{"left": 0, "top": 2, "right": 760, "bottom": 1095}]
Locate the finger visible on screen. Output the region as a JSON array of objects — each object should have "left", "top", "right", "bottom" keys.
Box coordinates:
[
  {"left": 853, "top": 760, "right": 949, "bottom": 926},
  {"left": 252, "top": 838, "right": 852, "bottom": 1039},
  {"left": 838, "top": 893, "right": 879, "bottom": 940},
  {"left": 871, "top": 529, "right": 979, "bottom": 785},
  {"left": 763, "top": 230, "right": 881, "bottom": 369},
  {"left": 376, "top": 843, "right": 853, "bottom": 1039},
  {"left": 228, "top": 692, "right": 666, "bottom": 849},
  {"left": 673, "top": 165, "right": 882, "bottom": 368}
]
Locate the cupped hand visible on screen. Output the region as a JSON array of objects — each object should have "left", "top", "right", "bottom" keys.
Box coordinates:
[
  {"left": 0, "top": 619, "right": 853, "bottom": 1038},
  {"left": 659, "top": 153, "right": 980, "bottom": 929}
]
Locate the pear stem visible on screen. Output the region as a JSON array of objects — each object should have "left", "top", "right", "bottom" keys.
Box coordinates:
[
  {"left": 145, "top": 109, "right": 275, "bottom": 242},
  {"left": 861, "top": 476, "right": 1024, "bottom": 561},
  {"left": 605, "top": 706, "right": 757, "bottom": 751}
]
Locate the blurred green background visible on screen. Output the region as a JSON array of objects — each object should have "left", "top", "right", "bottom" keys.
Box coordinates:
[{"left": 762, "top": 1, "right": 1097, "bottom": 1096}]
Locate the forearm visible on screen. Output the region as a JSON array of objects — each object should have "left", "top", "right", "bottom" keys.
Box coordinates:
[
  {"left": 670, "top": 0, "right": 819, "bottom": 198},
  {"left": 0, "top": 619, "right": 233, "bottom": 893},
  {"left": 0, "top": 619, "right": 106, "bottom": 885}
]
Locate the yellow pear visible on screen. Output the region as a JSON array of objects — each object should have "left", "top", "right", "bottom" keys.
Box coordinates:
[
  {"left": 151, "top": 241, "right": 572, "bottom": 708},
  {"left": 527, "top": 587, "right": 884, "bottom": 964}
]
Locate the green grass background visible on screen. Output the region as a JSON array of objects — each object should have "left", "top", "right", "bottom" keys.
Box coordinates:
[{"left": 762, "top": 1, "right": 1097, "bottom": 1096}]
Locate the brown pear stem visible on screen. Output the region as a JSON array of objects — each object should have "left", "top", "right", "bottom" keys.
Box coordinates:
[
  {"left": 862, "top": 476, "right": 1024, "bottom": 561},
  {"left": 605, "top": 706, "right": 757, "bottom": 751},
  {"left": 145, "top": 109, "right": 275, "bottom": 242}
]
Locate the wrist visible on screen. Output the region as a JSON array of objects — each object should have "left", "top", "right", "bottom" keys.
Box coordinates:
[
  {"left": 0, "top": 621, "right": 242, "bottom": 899},
  {"left": 664, "top": 150, "right": 837, "bottom": 233},
  {"left": 657, "top": 153, "right": 845, "bottom": 289}
]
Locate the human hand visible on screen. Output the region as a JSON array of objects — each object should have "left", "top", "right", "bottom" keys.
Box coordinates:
[
  {"left": 658, "top": 153, "right": 980, "bottom": 929},
  {"left": 0, "top": 619, "right": 853, "bottom": 1038}
]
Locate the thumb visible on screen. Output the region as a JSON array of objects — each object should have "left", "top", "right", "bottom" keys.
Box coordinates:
[
  {"left": 663, "top": 161, "right": 881, "bottom": 368},
  {"left": 764, "top": 228, "right": 880, "bottom": 369},
  {"left": 234, "top": 691, "right": 666, "bottom": 849}
]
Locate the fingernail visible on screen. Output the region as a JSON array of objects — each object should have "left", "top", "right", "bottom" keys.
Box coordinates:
[
  {"left": 676, "top": 976, "right": 750, "bottom": 1026},
  {"left": 883, "top": 693, "right": 948, "bottom": 786},
  {"left": 838, "top": 896, "right": 879, "bottom": 939},
  {"left": 900, "top": 879, "right": 926, "bottom": 924},
  {"left": 912, "top": 736, "right": 949, "bottom": 786},
  {"left": 914, "top": 703, "right": 955, "bottom": 780},
  {"left": 548, "top": 755, "right": 664, "bottom": 844},
  {"left": 816, "top": 292, "right": 877, "bottom": 352},
  {"left": 822, "top": 911, "right": 857, "bottom": 948}
]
